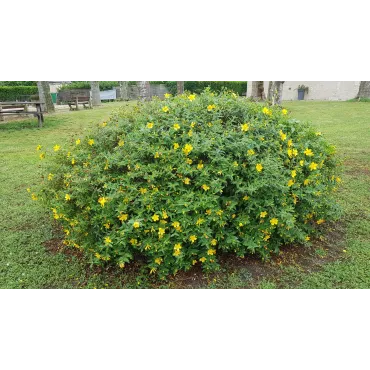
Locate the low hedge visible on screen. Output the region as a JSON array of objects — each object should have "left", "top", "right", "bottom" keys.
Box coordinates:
[
  {"left": 37, "top": 89, "right": 341, "bottom": 278},
  {"left": 57, "top": 82, "right": 247, "bottom": 96},
  {"left": 0, "top": 86, "right": 38, "bottom": 101},
  {"left": 164, "top": 81, "right": 247, "bottom": 96}
]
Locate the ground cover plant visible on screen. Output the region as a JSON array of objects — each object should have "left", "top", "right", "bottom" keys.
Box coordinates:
[{"left": 37, "top": 91, "right": 341, "bottom": 279}]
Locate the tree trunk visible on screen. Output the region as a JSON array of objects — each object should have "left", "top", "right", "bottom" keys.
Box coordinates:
[
  {"left": 177, "top": 81, "right": 184, "bottom": 95},
  {"left": 90, "top": 81, "right": 101, "bottom": 106},
  {"left": 356, "top": 81, "right": 370, "bottom": 99},
  {"left": 137, "top": 81, "right": 150, "bottom": 101},
  {"left": 119, "top": 81, "right": 129, "bottom": 101},
  {"left": 248, "top": 81, "right": 265, "bottom": 100},
  {"left": 267, "top": 81, "right": 284, "bottom": 105},
  {"left": 37, "top": 81, "right": 55, "bottom": 113}
]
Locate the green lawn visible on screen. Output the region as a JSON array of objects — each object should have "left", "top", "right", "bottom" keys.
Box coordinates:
[{"left": 1, "top": 101, "right": 369, "bottom": 288}]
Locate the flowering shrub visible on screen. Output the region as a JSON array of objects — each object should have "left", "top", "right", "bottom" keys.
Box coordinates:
[{"left": 38, "top": 90, "right": 341, "bottom": 278}]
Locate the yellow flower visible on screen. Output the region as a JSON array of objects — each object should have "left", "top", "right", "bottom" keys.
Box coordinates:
[
  {"left": 282, "top": 109, "right": 288, "bottom": 115},
  {"left": 192, "top": 260, "right": 197, "bottom": 265},
  {"left": 292, "top": 149, "right": 298, "bottom": 157},
  {"left": 186, "top": 158, "right": 193, "bottom": 164},
  {"left": 101, "top": 121, "right": 107, "bottom": 127},
  {"left": 305, "top": 236, "right": 310, "bottom": 241},
  {"left": 196, "top": 218, "right": 204, "bottom": 226},
  {"left": 207, "top": 249, "right": 216, "bottom": 256},
  {"left": 95, "top": 253, "right": 101, "bottom": 260},
  {"left": 190, "top": 122, "right": 196, "bottom": 128},
  {"left": 279, "top": 130, "right": 287, "bottom": 141},
  {"left": 158, "top": 227, "right": 165, "bottom": 236},
  {"left": 287, "top": 139, "right": 293, "bottom": 147},
  {"left": 173, "top": 123, "right": 180, "bottom": 130},
  {"left": 270, "top": 218, "right": 279, "bottom": 226},
  {"left": 199, "top": 257, "right": 206, "bottom": 263},
  {"left": 133, "top": 221, "right": 140, "bottom": 228},
  {"left": 31, "top": 193, "right": 38, "bottom": 201},
  {"left": 173, "top": 142, "right": 179, "bottom": 150},
  {"left": 36, "top": 144, "right": 42, "bottom": 151},
  {"left": 164, "top": 93, "right": 171, "bottom": 98},
  {"left": 47, "top": 173, "right": 54, "bottom": 181},
  {"left": 256, "top": 163, "right": 263, "bottom": 172},
  {"left": 118, "top": 213, "right": 128, "bottom": 222},
  {"left": 88, "top": 139, "right": 94, "bottom": 146},
  {"left": 197, "top": 162, "right": 204, "bottom": 170},
  {"left": 65, "top": 194, "right": 71, "bottom": 201},
  {"left": 336, "top": 177, "right": 341, "bottom": 183},
  {"left": 262, "top": 107, "right": 272, "bottom": 116},
  {"left": 241, "top": 123, "right": 249, "bottom": 132},
  {"left": 317, "top": 219, "right": 325, "bottom": 225},
  {"left": 202, "top": 184, "right": 210, "bottom": 191},
  {"left": 162, "top": 106, "right": 169, "bottom": 113},
  {"left": 104, "top": 236, "right": 112, "bottom": 245},
  {"left": 39, "top": 153, "right": 45, "bottom": 160},
  {"left": 145, "top": 244, "right": 151, "bottom": 250},
  {"left": 118, "top": 139, "right": 124, "bottom": 147},
  {"left": 183, "top": 177, "right": 191, "bottom": 185},
  {"left": 130, "top": 238, "right": 137, "bottom": 245},
  {"left": 104, "top": 222, "right": 111, "bottom": 229},
  {"left": 205, "top": 209, "right": 212, "bottom": 215},
  {"left": 155, "top": 257, "right": 163, "bottom": 265},
  {"left": 173, "top": 249, "right": 181, "bottom": 256},
  {"left": 154, "top": 152, "right": 160, "bottom": 158},
  {"left": 76, "top": 139, "right": 81, "bottom": 145},
  {"left": 315, "top": 132, "right": 322, "bottom": 136},
  {"left": 152, "top": 214, "right": 159, "bottom": 222},
  {"left": 53, "top": 144, "right": 61, "bottom": 152},
  {"left": 303, "top": 179, "right": 310, "bottom": 186},
  {"left": 188, "top": 130, "right": 193, "bottom": 137},
  {"left": 211, "top": 239, "right": 217, "bottom": 246},
  {"left": 162, "top": 211, "right": 168, "bottom": 219},
  {"left": 291, "top": 170, "right": 297, "bottom": 178},
  {"left": 243, "top": 195, "right": 249, "bottom": 201},
  {"left": 287, "top": 179, "right": 295, "bottom": 187},
  {"left": 119, "top": 262, "right": 125, "bottom": 269},
  {"left": 189, "top": 235, "right": 197, "bottom": 243},
  {"left": 247, "top": 149, "right": 255, "bottom": 156},
  {"left": 139, "top": 187, "right": 147, "bottom": 194},
  {"left": 233, "top": 161, "right": 238, "bottom": 167},
  {"left": 182, "top": 143, "right": 193, "bottom": 155},
  {"left": 98, "top": 197, "right": 108, "bottom": 207},
  {"left": 188, "top": 94, "right": 196, "bottom": 101},
  {"left": 260, "top": 211, "right": 268, "bottom": 218},
  {"left": 172, "top": 221, "right": 181, "bottom": 229},
  {"left": 304, "top": 148, "right": 314, "bottom": 156},
  {"left": 309, "top": 162, "right": 318, "bottom": 171},
  {"left": 216, "top": 210, "right": 223, "bottom": 216},
  {"left": 300, "top": 160, "right": 304, "bottom": 166},
  {"left": 174, "top": 243, "right": 182, "bottom": 251},
  {"left": 147, "top": 122, "right": 154, "bottom": 129},
  {"left": 207, "top": 104, "right": 216, "bottom": 111},
  {"left": 287, "top": 149, "right": 293, "bottom": 158},
  {"left": 27, "top": 188, "right": 31, "bottom": 193}
]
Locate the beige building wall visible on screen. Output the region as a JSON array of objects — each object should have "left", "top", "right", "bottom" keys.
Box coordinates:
[{"left": 247, "top": 81, "right": 360, "bottom": 101}]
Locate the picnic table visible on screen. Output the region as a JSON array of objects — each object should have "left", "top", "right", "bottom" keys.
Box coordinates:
[{"left": 0, "top": 101, "right": 44, "bottom": 127}]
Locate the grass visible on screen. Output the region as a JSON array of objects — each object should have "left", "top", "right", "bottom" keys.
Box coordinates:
[{"left": 0, "top": 101, "right": 369, "bottom": 289}]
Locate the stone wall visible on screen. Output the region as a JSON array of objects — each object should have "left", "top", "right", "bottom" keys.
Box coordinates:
[{"left": 247, "top": 81, "right": 360, "bottom": 101}]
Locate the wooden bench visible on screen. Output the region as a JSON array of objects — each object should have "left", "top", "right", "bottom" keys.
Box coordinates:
[
  {"left": 67, "top": 96, "right": 92, "bottom": 111},
  {"left": 0, "top": 102, "right": 44, "bottom": 127}
]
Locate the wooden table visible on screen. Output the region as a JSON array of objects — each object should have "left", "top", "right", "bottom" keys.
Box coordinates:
[{"left": 0, "top": 101, "right": 44, "bottom": 127}]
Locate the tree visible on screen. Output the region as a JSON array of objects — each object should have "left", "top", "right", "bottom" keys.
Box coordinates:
[
  {"left": 119, "top": 81, "right": 129, "bottom": 101},
  {"left": 177, "top": 81, "right": 184, "bottom": 95},
  {"left": 248, "top": 81, "right": 265, "bottom": 100},
  {"left": 90, "top": 82, "right": 101, "bottom": 106},
  {"left": 356, "top": 81, "right": 370, "bottom": 99},
  {"left": 37, "top": 81, "right": 55, "bottom": 113},
  {"left": 267, "top": 81, "right": 284, "bottom": 105},
  {"left": 137, "top": 81, "right": 150, "bottom": 101}
]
